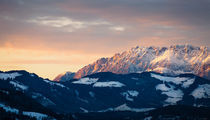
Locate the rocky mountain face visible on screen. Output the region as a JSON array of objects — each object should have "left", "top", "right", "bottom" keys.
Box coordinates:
[
  {"left": 72, "top": 45, "right": 209, "bottom": 80},
  {"left": 53, "top": 72, "right": 75, "bottom": 82}
]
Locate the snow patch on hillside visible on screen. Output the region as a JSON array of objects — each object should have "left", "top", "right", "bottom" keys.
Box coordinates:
[
  {"left": 0, "top": 103, "right": 52, "bottom": 120},
  {"left": 0, "top": 72, "right": 22, "bottom": 80},
  {"left": 32, "top": 92, "right": 55, "bottom": 106},
  {"left": 121, "top": 90, "right": 139, "bottom": 101},
  {"left": 78, "top": 98, "right": 89, "bottom": 103},
  {"left": 93, "top": 81, "right": 125, "bottom": 87},
  {"left": 98, "top": 108, "right": 114, "bottom": 112},
  {"left": 80, "top": 107, "right": 88, "bottom": 113},
  {"left": 23, "top": 111, "right": 48, "bottom": 120},
  {"left": 43, "top": 79, "right": 66, "bottom": 88},
  {"left": 151, "top": 73, "right": 194, "bottom": 88},
  {"left": 127, "top": 90, "right": 139, "bottom": 97},
  {"left": 0, "top": 103, "right": 19, "bottom": 114},
  {"left": 156, "top": 84, "right": 170, "bottom": 91},
  {"left": 98, "top": 104, "right": 154, "bottom": 112},
  {"left": 121, "top": 92, "right": 133, "bottom": 101},
  {"left": 191, "top": 84, "right": 210, "bottom": 99},
  {"left": 72, "top": 77, "right": 98, "bottom": 85},
  {"left": 162, "top": 88, "right": 183, "bottom": 104},
  {"left": 9, "top": 81, "right": 28, "bottom": 91},
  {"left": 182, "top": 78, "right": 195, "bottom": 88},
  {"left": 156, "top": 84, "right": 183, "bottom": 104},
  {"left": 114, "top": 104, "right": 155, "bottom": 112}
]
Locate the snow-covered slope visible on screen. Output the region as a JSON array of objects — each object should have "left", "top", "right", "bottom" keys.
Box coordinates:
[
  {"left": 73, "top": 45, "right": 209, "bottom": 79},
  {"left": 0, "top": 70, "right": 210, "bottom": 113},
  {"left": 1, "top": 70, "right": 210, "bottom": 119}
]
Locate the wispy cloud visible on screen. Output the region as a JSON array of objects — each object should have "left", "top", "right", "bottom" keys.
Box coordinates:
[
  {"left": 28, "top": 16, "right": 85, "bottom": 28},
  {"left": 110, "top": 26, "right": 125, "bottom": 32},
  {"left": 27, "top": 16, "right": 123, "bottom": 32}
]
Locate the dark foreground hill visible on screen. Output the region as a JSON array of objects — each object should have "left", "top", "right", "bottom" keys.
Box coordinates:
[{"left": 0, "top": 70, "right": 210, "bottom": 119}]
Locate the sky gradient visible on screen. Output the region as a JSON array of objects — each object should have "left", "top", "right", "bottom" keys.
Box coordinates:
[{"left": 0, "top": 0, "right": 210, "bottom": 79}]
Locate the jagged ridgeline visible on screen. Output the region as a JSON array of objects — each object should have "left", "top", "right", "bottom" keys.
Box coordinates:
[{"left": 55, "top": 45, "right": 209, "bottom": 82}]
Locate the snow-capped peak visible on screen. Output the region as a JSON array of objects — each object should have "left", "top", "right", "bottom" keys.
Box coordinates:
[
  {"left": 53, "top": 71, "right": 75, "bottom": 82},
  {"left": 73, "top": 45, "right": 209, "bottom": 79}
]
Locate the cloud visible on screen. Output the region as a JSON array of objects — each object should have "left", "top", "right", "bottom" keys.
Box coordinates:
[
  {"left": 28, "top": 16, "right": 85, "bottom": 28},
  {"left": 57, "top": 0, "right": 210, "bottom": 28},
  {"left": 110, "top": 26, "right": 125, "bottom": 32},
  {"left": 27, "top": 16, "right": 86, "bottom": 32},
  {"left": 27, "top": 16, "right": 120, "bottom": 32}
]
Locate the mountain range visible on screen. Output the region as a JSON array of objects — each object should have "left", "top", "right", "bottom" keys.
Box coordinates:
[
  {"left": 0, "top": 70, "right": 210, "bottom": 119},
  {"left": 54, "top": 45, "right": 209, "bottom": 82},
  {"left": 1, "top": 45, "right": 210, "bottom": 119}
]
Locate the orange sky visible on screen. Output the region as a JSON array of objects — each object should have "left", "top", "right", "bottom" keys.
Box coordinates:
[
  {"left": 0, "top": 47, "right": 113, "bottom": 79},
  {"left": 0, "top": 0, "right": 210, "bottom": 79}
]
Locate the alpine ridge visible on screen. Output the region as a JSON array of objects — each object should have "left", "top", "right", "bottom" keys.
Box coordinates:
[{"left": 68, "top": 45, "right": 209, "bottom": 80}]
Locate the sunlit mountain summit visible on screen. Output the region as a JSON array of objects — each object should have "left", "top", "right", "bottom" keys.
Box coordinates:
[{"left": 55, "top": 45, "right": 209, "bottom": 81}]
